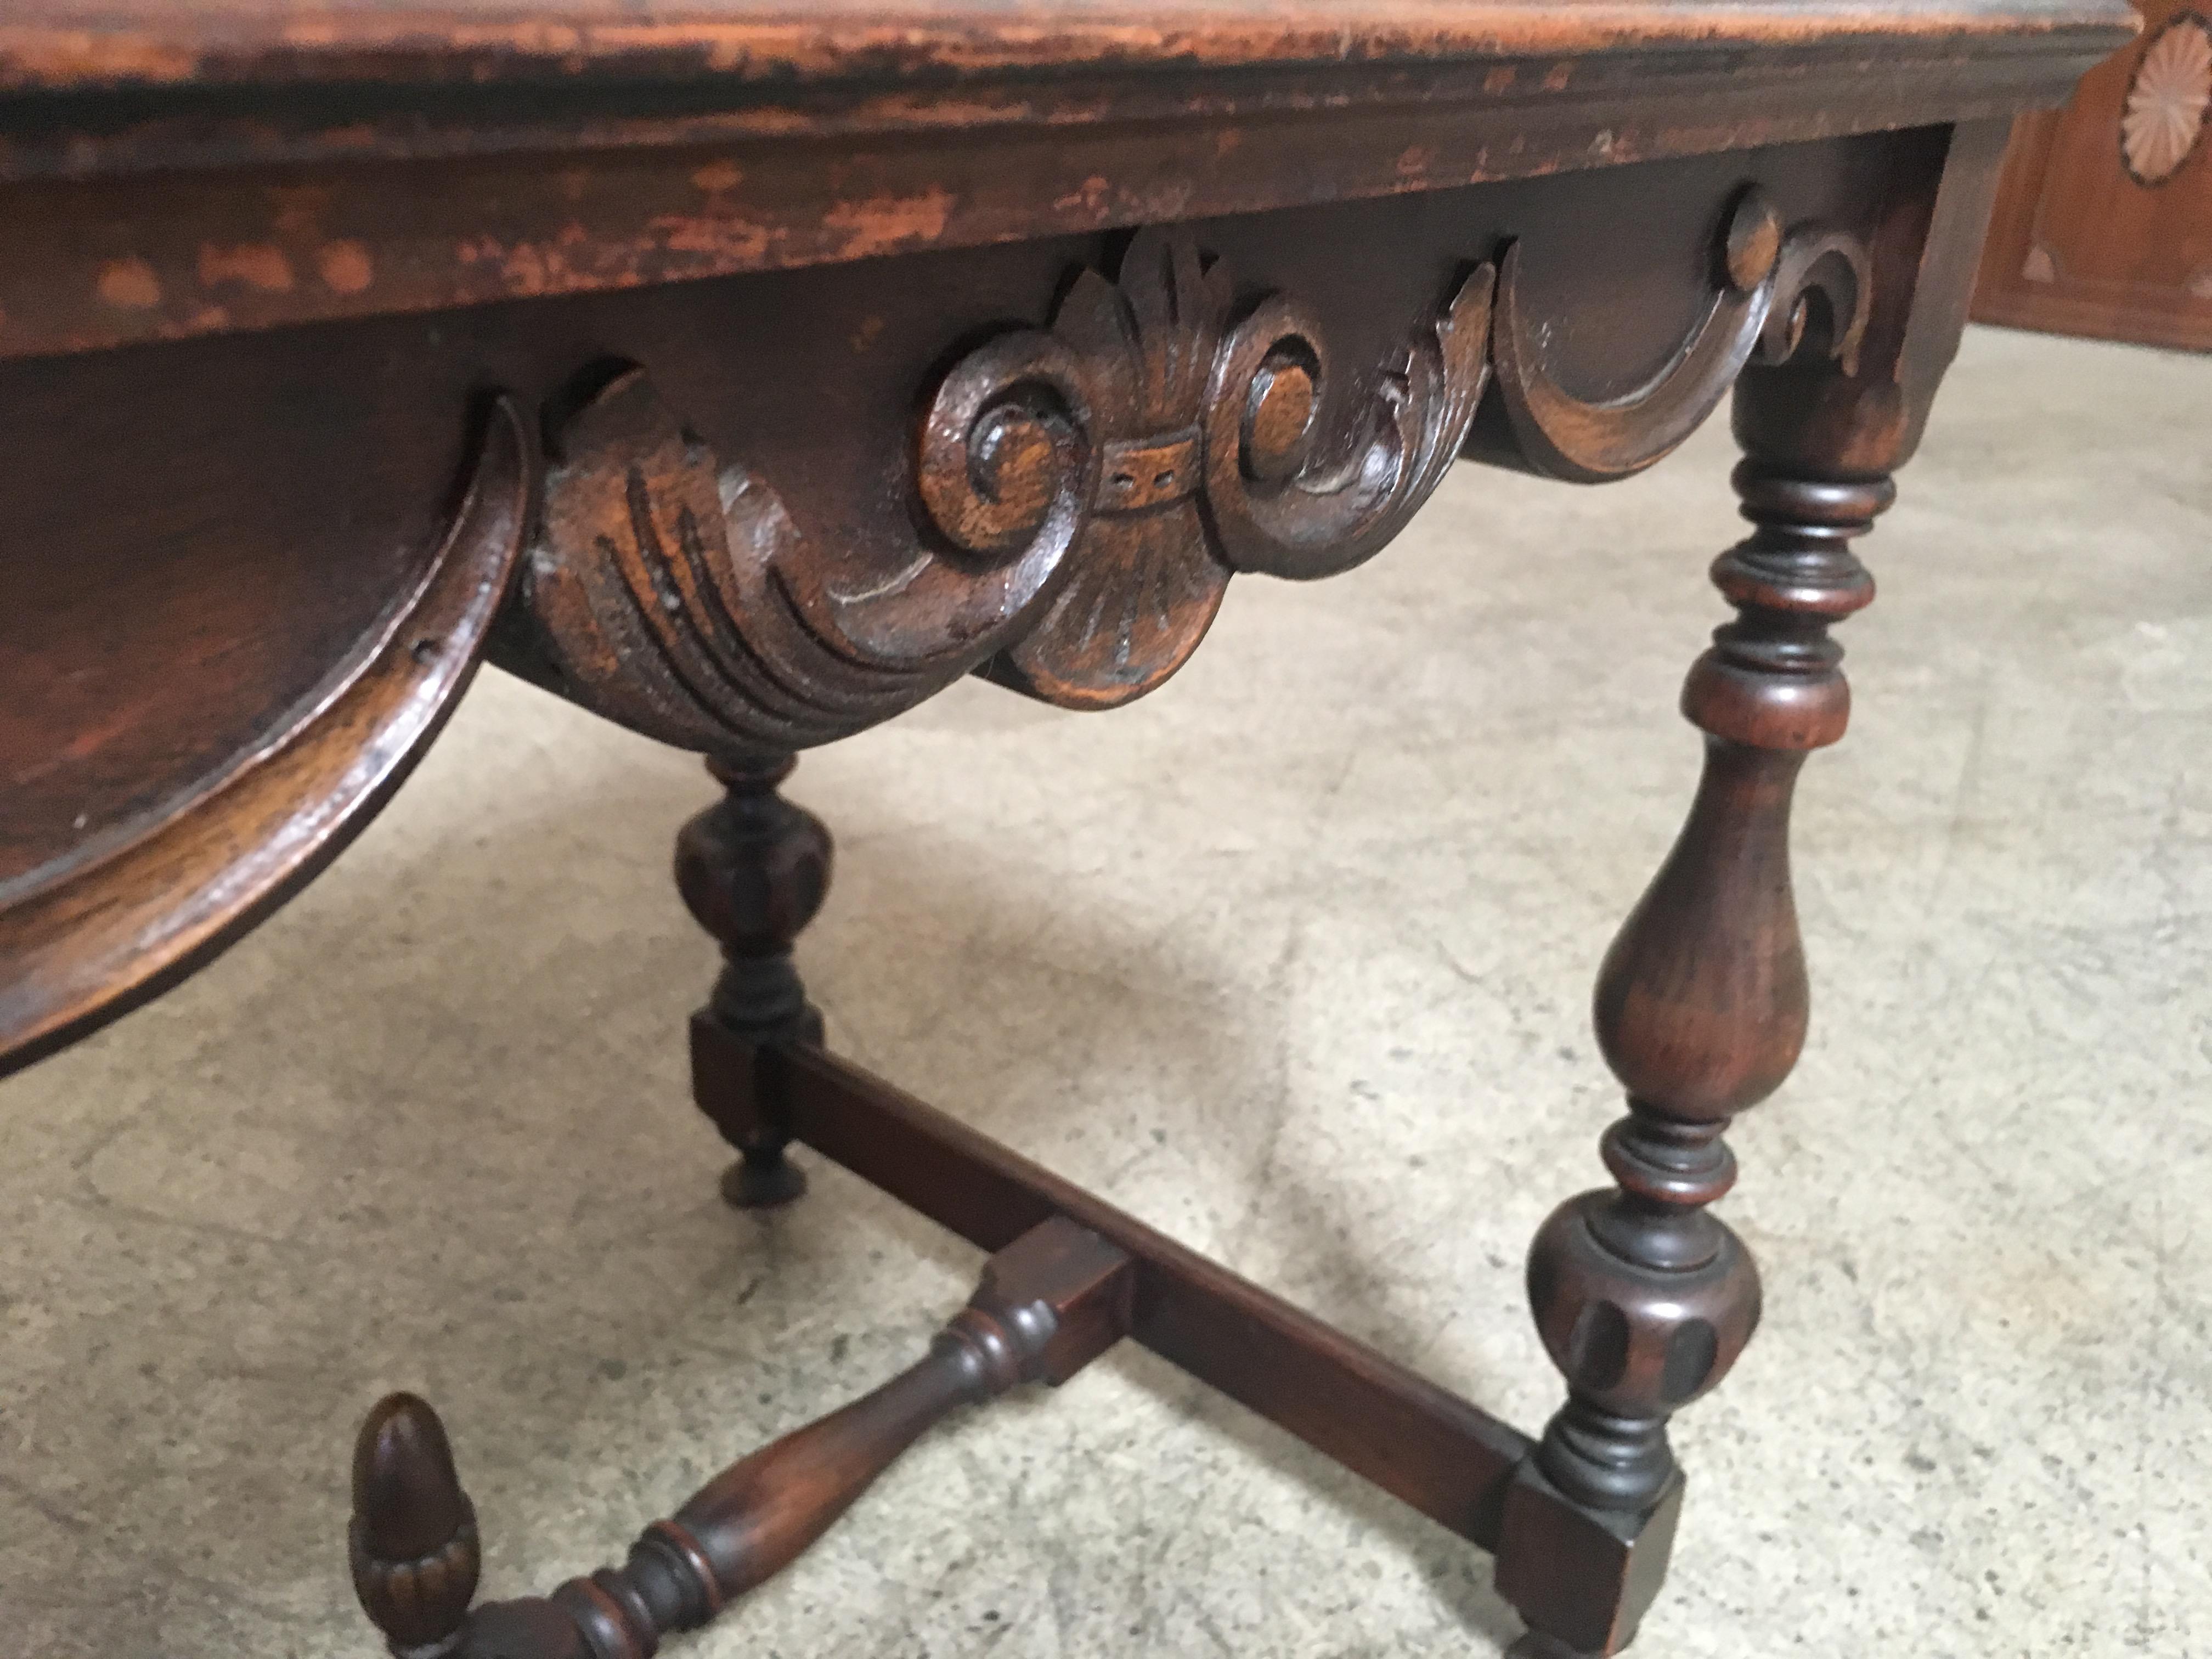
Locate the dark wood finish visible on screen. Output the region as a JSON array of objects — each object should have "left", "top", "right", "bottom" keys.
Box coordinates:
[
  {"left": 1484, "top": 187, "right": 1870, "bottom": 482},
  {"left": 673, "top": 754, "right": 831, "bottom": 1206},
  {"left": 0, "top": 3, "right": 2123, "bottom": 363},
  {"left": 716, "top": 1026, "right": 1541, "bottom": 1550},
  {"left": 0, "top": 4, "right": 2131, "bottom": 1654},
  {"left": 1494, "top": 117, "right": 2020, "bottom": 1658},
  {"left": 353, "top": 1393, "right": 483, "bottom": 1653},
  {"left": 0, "top": 138, "right": 1959, "bottom": 1077},
  {"left": 349, "top": 1218, "right": 1134, "bottom": 1659},
  {"left": 1974, "top": 2, "right": 2211, "bottom": 348},
  {"left": 501, "top": 187, "right": 1887, "bottom": 751},
  {"left": 511, "top": 229, "right": 1493, "bottom": 737},
  {"left": 0, "top": 397, "right": 531, "bottom": 1074}
]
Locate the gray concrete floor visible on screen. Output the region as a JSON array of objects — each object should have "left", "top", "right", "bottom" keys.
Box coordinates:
[{"left": 4, "top": 325, "right": 2208, "bottom": 1658}]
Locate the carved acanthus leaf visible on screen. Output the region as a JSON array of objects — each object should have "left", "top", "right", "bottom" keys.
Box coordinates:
[{"left": 528, "top": 369, "right": 953, "bottom": 757}]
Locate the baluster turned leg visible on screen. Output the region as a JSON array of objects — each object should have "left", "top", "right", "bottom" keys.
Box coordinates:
[
  {"left": 1496, "top": 458, "right": 1886, "bottom": 1655},
  {"left": 674, "top": 754, "right": 832, "bottom": 1209}
]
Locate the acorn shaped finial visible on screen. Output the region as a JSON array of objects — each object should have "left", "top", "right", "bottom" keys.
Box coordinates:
[{"left": 350, "top": 1393, "right": 481, "bottom": 1655}]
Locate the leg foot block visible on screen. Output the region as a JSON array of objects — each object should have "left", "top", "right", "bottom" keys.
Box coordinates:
[{"left": 1494, "top": 1457, "right": 1683, "bottom": 1656}]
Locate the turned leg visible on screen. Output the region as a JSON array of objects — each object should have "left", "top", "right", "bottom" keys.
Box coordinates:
[
  {"left": 1496, "top": 458, "right": 1885, "bottom": 1655},
  {"left": 675, "top": 753, "right": 832, "bottom": 1209}
]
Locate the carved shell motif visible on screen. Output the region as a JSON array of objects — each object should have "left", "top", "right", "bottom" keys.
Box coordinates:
[
  {"left": 517, "top": 199, "right": 1867, "bottom": 754},
  {"left": 519, "top": 230, "right": 1496, "bottom": 750},
  {"left": 947, "top": 230, "right": 1497, "bottom": 707}
]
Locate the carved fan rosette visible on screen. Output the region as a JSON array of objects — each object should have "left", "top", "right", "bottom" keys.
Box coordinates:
[{"left": 969, "top": 230, "right": 1497, "bottom": 707}]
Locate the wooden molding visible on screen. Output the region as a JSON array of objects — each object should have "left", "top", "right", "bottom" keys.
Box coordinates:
[
  {"left": 0, "top": 2, "right": 2128, "bottom": 362},
  {"left": 0, "top": 400, "right": 532, "bottom": 1075}
]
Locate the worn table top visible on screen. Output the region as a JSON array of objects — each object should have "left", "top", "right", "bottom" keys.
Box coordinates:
[
  {"left": 0, "top": 0, "right": 2137, "bottom": 89},
  {"left": 0, "top": 0, "right": 2130, "bottom": 363}
]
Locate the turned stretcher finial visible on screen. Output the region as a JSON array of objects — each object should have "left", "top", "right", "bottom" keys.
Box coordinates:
[
  {"left": 347, "top": 1219, "right": 1132, "bottom": 1659},
  {"left": 351, "top": 1393, "right": 482, "bottom": 1656}
]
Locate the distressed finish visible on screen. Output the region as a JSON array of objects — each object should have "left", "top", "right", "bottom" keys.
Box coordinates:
[
  {"left": 0, "top": 2, "right": 2127, "bottom": 360},
  {"left": 0, "top": 400, "right": 532, "bottom": 1070},
  {"left": 512, "top": 225, "right": 1494, "bottom": 739},
  {"left": 0, "top": 3, "right": 2131, "bottom": 1655}
]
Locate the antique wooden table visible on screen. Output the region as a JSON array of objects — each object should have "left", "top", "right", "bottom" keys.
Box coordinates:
[{"left": 0, "top": 4, "right": 2130, "bottom": 1654}]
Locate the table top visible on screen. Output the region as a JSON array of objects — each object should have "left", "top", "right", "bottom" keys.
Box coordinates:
[
  {"left": 0, "top": 0, "right": 2130, "bottom": 364},
  {"left": 0, "top": 0, "right": 2135, "bottom": 91}
]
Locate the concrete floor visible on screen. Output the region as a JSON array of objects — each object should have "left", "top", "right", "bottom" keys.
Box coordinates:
[{"left": 4, "top": 325, "right": 2208, "bottom": 1658}]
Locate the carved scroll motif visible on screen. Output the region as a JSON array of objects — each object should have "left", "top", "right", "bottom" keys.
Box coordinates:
[
  {"left": 1488, "top": 188, "right": 1874, "bottom": 483},
  {"left": 516, "top": 200, "right": 1870, "bottom": 753},
  {"left": 519, "top": 229, "right": 1496, "bottom": 747}
]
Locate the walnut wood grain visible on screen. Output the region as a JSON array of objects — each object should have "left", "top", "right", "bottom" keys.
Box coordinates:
[
  {"left": 507, "top": 188, "right": 1883, "bottom": 749},
  {"left": 1494, "top": 118, "right": 2013, "bottom": 1659},
  {"left": 0, "top": 140, "right": 1940, "bottom": 1087},
  {"left": 1480, "top": 185, "right": 1874, "bottom": 481},
  {"left": 0, "top": 9, "right": 2134, "bottom": 1654},
  {"left": 514, "top": 228, "right": 1494, "bottom": 738},
  {"left": 0, "top": 0, "right": 2140, "bottom": 94}
]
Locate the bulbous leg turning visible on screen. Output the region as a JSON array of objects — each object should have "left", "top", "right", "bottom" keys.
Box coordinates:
[
  {"left": 675, "top": 753, "right": 832, "bottom": 1210},
  {"left": 1497, "top": 464, "right": 1888, "bottom": 1655}
]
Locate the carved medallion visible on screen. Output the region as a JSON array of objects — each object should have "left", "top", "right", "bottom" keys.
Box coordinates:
[{"left": 2121, "top": 12, "right": 2212, "bottom": 186}]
